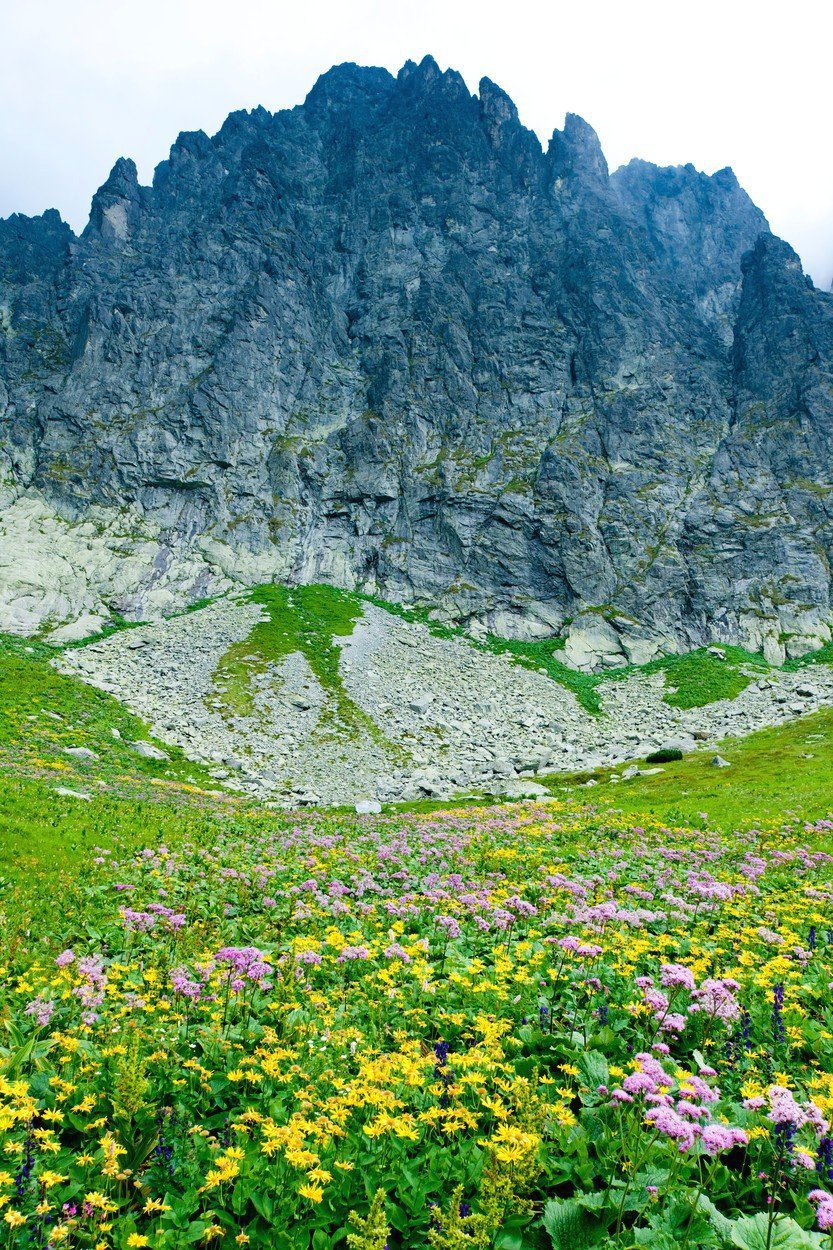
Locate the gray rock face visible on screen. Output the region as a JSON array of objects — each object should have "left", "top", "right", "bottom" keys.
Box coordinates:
[{"left": 2, "top": 57, "right": 833, "bottom": 660}]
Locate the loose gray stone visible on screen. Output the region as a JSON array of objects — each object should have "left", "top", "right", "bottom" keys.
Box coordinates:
[
  {"left": 62, "top": 746, "right": 98, "bottom": 760},
  {"left": 129, "top": 740, "right": 170, "bottom": 761}
]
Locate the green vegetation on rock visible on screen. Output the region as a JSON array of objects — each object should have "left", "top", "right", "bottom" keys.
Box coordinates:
[
  {"left": 212, "top": 584, "right": 382, "bottom": 739},
  {"left": 648, "top": 645, "right": 769, "bottom": 708},
  {"left": 0, "top": 634, "right": 217, "bottom": 789}
]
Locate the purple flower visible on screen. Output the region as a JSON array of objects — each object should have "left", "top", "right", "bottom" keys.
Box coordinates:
[
  {"left": 690, "top": 978, "right": 741, "bottom": 1022},
  {"left": 55, "top": 949, "right": 75, "bottom": 967},
  {"left": 768, "top": 1086, "right": 807, "bottom": 1128},
  {"left": 295, "top": 951, "right": 323, "bottom": 965},
  {"left": 337, "top": 945, "right": 369, "bottom": 963},
  {"left": 24, "top": 997, "right": 54, "bottom": 1027},
  {"left": 809, "top": 1189, "right": 833, "bottom": 1231},
  {"left": 660, "top": 963, "right": 696, "bottom": 990},
  {"left": 622, "top": 1072, "right": 657, "bottom": 1096},
  {"left": 700, "top": 1125, "right": 748, "bottom": 1155},
  {"left": 645, "top": 1105, "right": 698, "bottom": 1151}
]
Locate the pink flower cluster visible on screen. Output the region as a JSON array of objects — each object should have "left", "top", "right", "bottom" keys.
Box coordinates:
[
  {"left": 73, "top": 955, "right": 107, "bottom": 1024},
  {"left": 810, "top": 1190, "right": 833, "bottom": 1231},
  {"left": 120, "top": 903, "right": 186, "bottom": 933},
  {"left": 689, "top": 977, "right": 741, "bottom": 1022},
  {"left": 25, "top": 996, "right": 54, "bottom": 1027},
  {"left": 215, "top": 945, "right": 272, "bottom": 990},
  {"left": 170, "top": 961, "right": 215, "bottom": 1001},
  {"left": 755, "top": 1086, "right": 829, "bottom": 1135},
  {"left": 610, "top": 1053, "right": 748, "bottom": 1155}
]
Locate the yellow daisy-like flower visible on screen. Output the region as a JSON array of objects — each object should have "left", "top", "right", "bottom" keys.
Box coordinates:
[{"left": 298, "top": 1183, "right": 325, "bottom": 1204}]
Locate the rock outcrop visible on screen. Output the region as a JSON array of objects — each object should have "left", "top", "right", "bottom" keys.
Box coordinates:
[{"left": 2, "top": 57, "right": 832, "bottom": 664}]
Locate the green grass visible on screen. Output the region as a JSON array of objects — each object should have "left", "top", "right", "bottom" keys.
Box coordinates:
[
  {"left": 541, "top": 704, "right": 833, "bottom": 831},
  {"left": 0, "top": 634, "right": 219, "bottom": 789},
  {"left": 212, "top": 584, "right": 384, "bottom": 740},
  {"left": 785, "top": 638, "right": 833, "bottom": 670},
  {"left": 642, "top": 644, "right": 769, "bottom": 708},
  {"left": 0, "top": 770, "right": 259, "bottom": 952}
]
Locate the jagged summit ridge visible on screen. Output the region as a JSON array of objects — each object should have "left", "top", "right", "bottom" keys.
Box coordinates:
[{"left": 0, "top": 58, "right": 831, "bottom": 668}]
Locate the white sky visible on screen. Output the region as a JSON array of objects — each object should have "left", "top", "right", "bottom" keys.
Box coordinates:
[{"left": 1, "top": 0, "right": 831, "bottom": 288}]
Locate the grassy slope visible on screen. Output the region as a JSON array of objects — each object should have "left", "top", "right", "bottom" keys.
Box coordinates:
[
  {"left": 540, "top": 705, "right": 833, "bottom": 831},
  {"left": 0, "top": 634, "right": 220, "bottom": 789},
  {"left": 2, "top": 581, "right": 833, "bottom": 903}
]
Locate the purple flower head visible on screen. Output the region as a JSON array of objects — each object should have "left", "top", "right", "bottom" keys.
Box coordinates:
[
  {"left": 24, "top": 997, "right": 54, "bottom": 1027},
  {"left": 337, "top": 945, "right": 369, "bottom": 963},
  {"left": 660, "top": 963, "right": 696, "bottom": 991},
  {"left": 700, "top": 1125, "right": 747, "bottom": 1155},
  {"left": 809, "top": 1190, "right": 833, "bottom": 1232},
  {"left": 622, "top": 1072, "right": 657, "bottom": 1097}
]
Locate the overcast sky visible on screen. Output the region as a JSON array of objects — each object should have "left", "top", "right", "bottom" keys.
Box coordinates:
[{"left": 2, "top": 0, "right": 831, "bottom": 288}]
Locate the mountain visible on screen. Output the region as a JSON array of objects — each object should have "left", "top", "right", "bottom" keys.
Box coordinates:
[{"left": 1, "top": 55, "right": 832, "bottom": 668}]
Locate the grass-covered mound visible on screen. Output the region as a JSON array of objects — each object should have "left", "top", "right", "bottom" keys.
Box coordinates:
[{"left": 2, "top": 799, "right": 833, "bottom": 1248}]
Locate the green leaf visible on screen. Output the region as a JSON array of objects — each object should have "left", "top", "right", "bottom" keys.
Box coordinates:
[
  {"left": 728, "top": 1213, "right": 825, "bottom": 1250},
  {"left": 632, "top": 1230, "right": 684, "bottom": 1249},
  {"left": 578, "top": 1049, "right": 609, "bottom": 1089},
  {"left": 697, "top": 1195, "right": 736, "bottom": 1243},
  {"left": 542, "top": 1198, "right": 603, "bottom": 1250},
  {"left": 494, "top": 1231, "right": 524, "bottom": 1250},
  {"left": 251, "top": 1192, "right": 274, "bottom": 1223}
]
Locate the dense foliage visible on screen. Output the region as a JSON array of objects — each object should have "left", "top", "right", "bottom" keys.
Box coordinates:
[{"left": 2, "top": 805, "right": 833, "bottom": 1248}]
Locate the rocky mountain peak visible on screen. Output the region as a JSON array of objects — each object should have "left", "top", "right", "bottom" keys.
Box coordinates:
[{"left": 548, "top": 112, "right": 609, "bottom": 182}]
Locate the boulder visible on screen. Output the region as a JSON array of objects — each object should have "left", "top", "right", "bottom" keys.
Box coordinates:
[
  {"left": 129, "top": 740, "right": 170, "bottom": 761},
  {"left": 62, "top": 746, "right": 98, "bottom": 760},
  {"left": 355, "top": 799, "right": 382, "bottom": 815}
]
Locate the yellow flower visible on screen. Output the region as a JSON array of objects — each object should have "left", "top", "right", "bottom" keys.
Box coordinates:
[
  {"left": 4, "top": 1211, "right": 27, "bottom": 1227},
  {"left": 298, "top": 1183, "right": 325, "bottom": 1203},
  {"left": 127, "top": 1237, "right": 150, "bottom": 1248},
  {"left": 39, "top": 1171, "right": 69, "bottom": 1189},
  {"left": 143, "top": 1198, "right": 171, "bottom": 1214}
]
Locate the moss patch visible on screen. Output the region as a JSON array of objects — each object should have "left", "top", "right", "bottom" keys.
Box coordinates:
[{"left": 211, "top": 584, "right": 383, "bottom": 740}]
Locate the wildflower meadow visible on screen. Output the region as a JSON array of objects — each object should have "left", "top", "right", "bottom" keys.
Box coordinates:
[{"left": 3, "top": 804, "right": 833, "bottom": 1249}]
